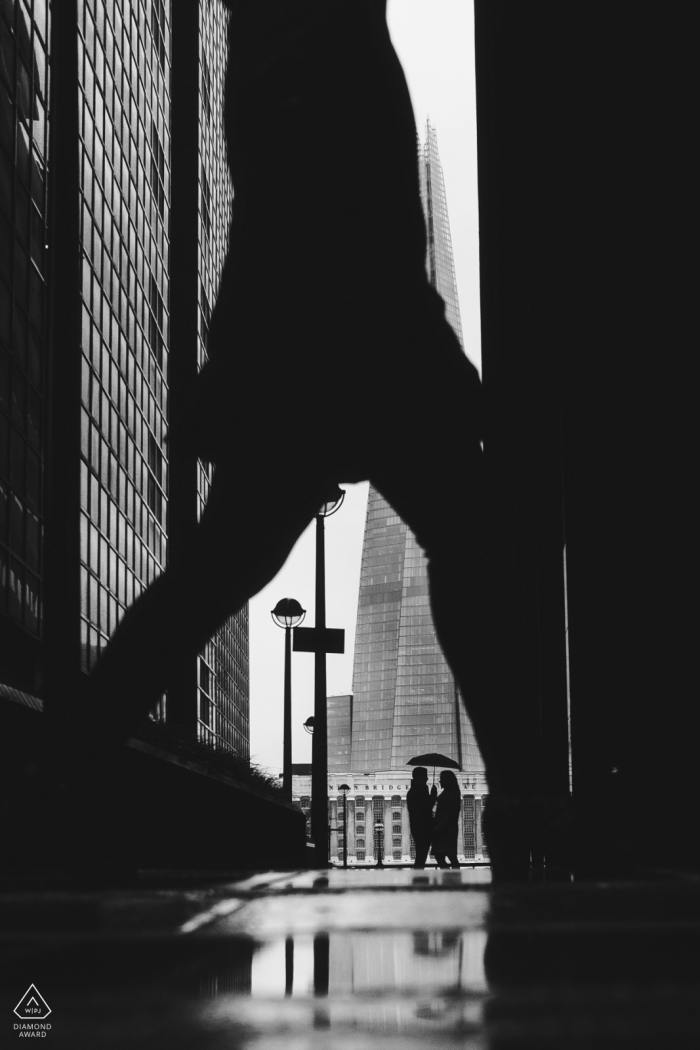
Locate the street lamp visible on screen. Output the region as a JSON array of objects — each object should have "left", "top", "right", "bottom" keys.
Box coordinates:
[
  {"left": 339, "top": 784, "right": 350, "bottom": 869},
  {"left": 271, "top": 598, "right": 306, "bottom": 802},
  {"left": 311, "top": 485, "right": 344, "bottom": 866},
  {"left": 374, "top": 822, "right": 384, "bottom": 869},
  {"left": 303, "top": 716, "right": 315, "bottom": 735}
]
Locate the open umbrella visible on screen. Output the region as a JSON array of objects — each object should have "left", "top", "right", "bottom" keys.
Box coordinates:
[{"left": 407, "top": 752, "right": 461, "bottom": 786}]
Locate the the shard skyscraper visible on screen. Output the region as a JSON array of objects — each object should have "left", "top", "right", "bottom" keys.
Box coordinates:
[{"left": 349, "top": 121, "right": 483, "bottom": 775}]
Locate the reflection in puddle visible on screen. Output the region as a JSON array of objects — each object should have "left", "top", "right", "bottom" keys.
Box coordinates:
[
  {"left": 201, "top": 928, "right": 487, "bottom": 1044},
  {"left": 327, "top": 930, "right": 488, "bottom": 996},
  {"left": 196, "top": 941, "right": 254, "bottom": 999},
  {"left": 198, "top": 891, "right": 489, "bottom": 1044},
  {"left": 246, "top": 928, "right": 487, "bottom": 1000}
]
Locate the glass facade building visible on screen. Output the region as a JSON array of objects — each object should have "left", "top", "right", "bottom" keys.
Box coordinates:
[
  {"left": 0, "top": 0, "right": 50, "bottom": 683},
  {"left": 420, "top": 119, "right": 464, "bottom": 348},
  {"left": 77, "top": 0, "right": 171, "bottom": 674},
  {"left": 350, "top": 121, "right": 483, "bottom": 776},
  {"left": 0, "top": 0, "right": 248, "bottom": 758},
  {"left": 327, "top": 693, "right": 352, "bottom": 775}
]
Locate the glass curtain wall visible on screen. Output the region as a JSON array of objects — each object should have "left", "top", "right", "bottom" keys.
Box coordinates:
[
  {"left": 0, "top": 0, "right": 50, "bottom": 644},
  {"left": 76, "top": 0, "right": 247, "bottom": 753},
  {"left": 77, "top": 0, "right": 170, "bottom": 684},
  {"left": 419, "top": 118, "right": 463, "bottom": 348}
]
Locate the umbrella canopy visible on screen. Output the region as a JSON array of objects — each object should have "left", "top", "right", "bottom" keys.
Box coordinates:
[
  {"left": 407, "top": 753, "right": 460, "bottom": 770},
  {"left": 407, "top": 753, "right": 461, "bottom": 786}
]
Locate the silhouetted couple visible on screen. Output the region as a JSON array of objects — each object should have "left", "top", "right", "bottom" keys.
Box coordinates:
[
  {"left": 407, "top": 767, "right": 461, "bottom": 869},
  {"left": 62, "top": 2, "right": 534, "bottom": 874}
]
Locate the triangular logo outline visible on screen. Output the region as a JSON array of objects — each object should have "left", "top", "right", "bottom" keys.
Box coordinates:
[{"left": 13, "top": 984, "right": 51, "bottom": 1020}]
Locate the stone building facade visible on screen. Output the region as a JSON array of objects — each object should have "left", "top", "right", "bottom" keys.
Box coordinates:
[{"left": 293, "top": 767, "right": 489, "bottom": 866}]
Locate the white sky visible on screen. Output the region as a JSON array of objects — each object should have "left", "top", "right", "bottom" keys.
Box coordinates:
[{"left": 248, "top": 0, "right": 481, "bottom": 776}]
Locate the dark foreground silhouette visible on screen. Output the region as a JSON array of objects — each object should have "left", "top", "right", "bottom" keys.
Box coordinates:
[{"left": 56, "top": 2, "right": 536, "bottom": 872}]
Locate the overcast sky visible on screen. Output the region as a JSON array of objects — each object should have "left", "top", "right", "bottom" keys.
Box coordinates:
[{"left": 248, "top": 0, "right": 481, "bottom": 776}]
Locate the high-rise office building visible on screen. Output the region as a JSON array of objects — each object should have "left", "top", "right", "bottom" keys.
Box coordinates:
[
  {"left": 0, "top": 0, "right": 248, "bottom": 758},
  {"left": 76, "top": 0, "right": 172, "bottom": 677},
  {"left": 327, "top": 693, "right": 353, "bottom": 775},
  {"left": 350, "top": 120, "right": 483, "bottom": 776},
  {"left": 0, "top": 0, "right": 50, "bottom": 692}
]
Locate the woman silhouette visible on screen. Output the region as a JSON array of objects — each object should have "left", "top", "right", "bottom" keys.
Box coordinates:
[{"left": 431, "top": 771, "right": 462, "bottom": 870}]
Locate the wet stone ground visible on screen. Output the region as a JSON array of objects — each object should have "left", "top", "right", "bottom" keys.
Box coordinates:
[{"left": 2, "top": 867, "right": 700, "bottom": 1047}]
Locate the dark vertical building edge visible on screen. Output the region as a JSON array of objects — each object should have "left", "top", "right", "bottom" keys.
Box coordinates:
[
  {"left": 473, "top": 1, "right": 698, "bottom": 855},
  {"left": 474, "top": 1, "right": 575, "bottom": 801},
  {"left": 166, "top": 0, "right": 201, "bottom": 735},
  {"left": 43, "top": 0, "right": 83, "bottom": 721}
]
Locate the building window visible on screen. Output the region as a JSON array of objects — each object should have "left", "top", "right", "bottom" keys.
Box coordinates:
[
  {"left": 356, "top": 839, "right": 365, "bottom": 849},
  {"left": 392, "top": 824, "right": 401, "bottom": 835},
  {"left": 146, "top": 432, "right": 163, "bottom": 523},
  {"left": 200, "top": 280, "right": 211, "bottom": 344},
  {"left": 200, "top": 660, "right": 210, "bottom": 694},
  {"left": 356, "top": 850, "right": 365, "bottom": 861},
  {"left": 392, "top": 811, "right": 401, "bottom": 822},
  {"left": 150, "top": 121, "right": 165, "bottom": 219},
  {"left": 201, "top": 165, "right": 211, "bottom": 236},
  {"left": 372, "top": 797, "right": 384, "bottom": 855},
  {"left": 201, "top": 52, "right": 211, "bottom": 122},
  {"left": 148, "top": 274, "right": 164, "bottom": 366},
  {"left": 462, "top": 796, "right": 476, "bottom": 858},
  {"left": 393, "top": 850, "right": 402, "bottom": 860},
  {"left": 151, "top": 0, "right": 167, "bottom": 71},
  {"left": 199, "top": 692, "right": 209, "bottom": 725},
  {"left": 356, "top": 825, "right": 365, "bottom": 835},
  {"left": 392, "top": 837, "right": 401, "bottom": 848}
]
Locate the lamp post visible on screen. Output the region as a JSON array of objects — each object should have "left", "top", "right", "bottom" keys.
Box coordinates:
[
  {"left": 311, "top": 486, "right": 344, "bottom": 865},
  {"left": 374, "top": 822, "right": 384, "bottom": 869},
  {"left": 271, "top": 598, "right": 306, "bottom": 802},
  {"left": 339, "top": 784, "right": 350, "bottom": 868},
  {"left": 291, "top": 485, "right": 345, "bottom": 866}
]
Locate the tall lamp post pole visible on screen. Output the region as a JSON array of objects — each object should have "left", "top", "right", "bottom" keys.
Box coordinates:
[
  {"left": 313, "top": 510, "right": 328, "bottom": 862},
  {"left": 271, "top": 599, "right": 306, "bottom": 802},
  {"left": 312, "top": 488, "right": 344, "bottom": 865},
  {"left": 374, "top": 822, "right": 384, "bottom": 869},
  {"left": 339, "top": 784, "right": 350, "bottom": 869},
  {"left": 294, "top": 486, "right": 346, "bottom": 867}
]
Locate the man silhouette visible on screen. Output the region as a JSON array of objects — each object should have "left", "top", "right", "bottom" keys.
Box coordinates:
[{"left": 407, "top": 768, "right": 437, "bottom": 869}]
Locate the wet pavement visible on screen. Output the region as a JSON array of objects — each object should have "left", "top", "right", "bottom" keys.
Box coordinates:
[{"left": 2, "top": 866, "right": 700, "bottom": 1047}]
